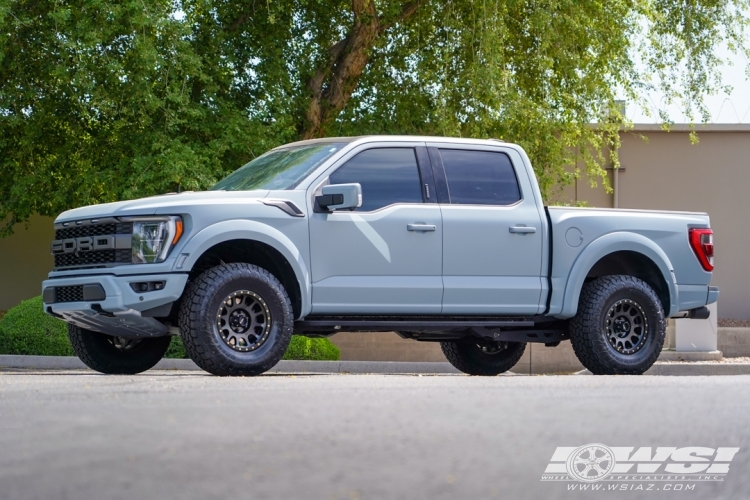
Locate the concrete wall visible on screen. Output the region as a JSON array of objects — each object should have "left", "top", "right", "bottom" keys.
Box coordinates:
[
  {"left": 551, "top": 124, "right": 750, "bottom": 319},
  {"left": 0, "top": 215, "right": 54, "bottom": 311},
  {"left": 616, "top": 125, "right": 750, "bottom": 319}
]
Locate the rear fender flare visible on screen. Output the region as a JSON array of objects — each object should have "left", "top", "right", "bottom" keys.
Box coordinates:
[{"left": 557, "top": 232, "right": 678, "bottom": 318}]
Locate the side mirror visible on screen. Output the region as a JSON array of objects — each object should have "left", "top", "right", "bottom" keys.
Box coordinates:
[{"left": 316, "top": 183, "right": 362, "bottom": 211}]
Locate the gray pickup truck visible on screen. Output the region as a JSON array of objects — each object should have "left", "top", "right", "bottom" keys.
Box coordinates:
[{"left": 42, "top": 136, "right": 718, "bottom": 376}]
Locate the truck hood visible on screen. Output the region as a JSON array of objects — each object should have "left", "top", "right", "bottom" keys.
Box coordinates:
[{"left": 55, "top": 190, "right": 271, "bottom": 223}]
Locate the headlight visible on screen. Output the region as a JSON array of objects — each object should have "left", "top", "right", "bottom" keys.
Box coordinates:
[{"left": 129, "top": 216, "right": 183, "bottom": 264}]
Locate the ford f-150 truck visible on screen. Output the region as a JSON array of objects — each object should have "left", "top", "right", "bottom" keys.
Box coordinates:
[{"left": 42, "top": 136, "right": 718, "bottom": 376}]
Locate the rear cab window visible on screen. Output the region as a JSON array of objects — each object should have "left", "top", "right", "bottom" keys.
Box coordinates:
[{"left": 438, "top": 149, "right": 521, "bottom": 205}]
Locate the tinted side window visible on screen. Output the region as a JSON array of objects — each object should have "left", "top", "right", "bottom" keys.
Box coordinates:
[
  {"left": 329, "top": 148, "right": 423, "bottom": 211},
  {"left": 439, "top": 149, "right": 521, "bottom": 205}
]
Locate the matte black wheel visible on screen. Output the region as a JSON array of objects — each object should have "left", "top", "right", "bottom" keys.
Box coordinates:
[
  {"left": 178, "top": 263, "right": 294, "bottom": 376},
  {"left": 569, "top": 275, "right": 665, "bottom": 375},
  {"left": 68, "top": 325, "right": 171, "bottom": 374},
  {"left": 441, "top": 340, "right": 526, "bottom": 375}
]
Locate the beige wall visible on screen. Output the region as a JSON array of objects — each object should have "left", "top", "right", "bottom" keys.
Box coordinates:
[
  {"left": 616, "top": 126, "right": 750, "bottom": 319},
  {"left": 0, "top": 215, "right": 54, "bottom": 311},
  {"left": 549, "top": 125, "right": 750, "bottom": 319}
]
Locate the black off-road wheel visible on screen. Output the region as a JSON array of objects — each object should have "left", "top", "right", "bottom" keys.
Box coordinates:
[
  {"left": 570, "top": 275, "right": 666, "bottom": 375},
  {"left": 68, "top": 325, "right": 171, "bottom": 375},
  {"left": 441, "top": 340, "right": 526, "bottom": 375},
  {"left": 178, "top": 263, "right": 294, "bottom": 376}
]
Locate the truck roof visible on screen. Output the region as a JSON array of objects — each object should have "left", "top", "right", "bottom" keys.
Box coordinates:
[{"left": 275, "top": 135, "right": 513, "bottom": 149}]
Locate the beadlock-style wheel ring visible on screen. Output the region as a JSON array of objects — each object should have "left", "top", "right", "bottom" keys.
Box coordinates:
[
  {"left": 604, "top": 298, "right": 649, "bottom": 355},
  {"left": 215, "top": 290, "right": 272, "bottom": 352}
]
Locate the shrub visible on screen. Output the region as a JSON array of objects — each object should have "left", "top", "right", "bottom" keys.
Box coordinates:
[
  {"left": 0, "top": 297, "right": 73, "bottom": 356},
  {"left": 283, "top": 335, "right": 340, "bottom": 361},
  {"left": 0, "top": 296, "right": 340, "bottom": 361},
  {"left": 164, "top": 336, "right": 188, "bottom": 359}
]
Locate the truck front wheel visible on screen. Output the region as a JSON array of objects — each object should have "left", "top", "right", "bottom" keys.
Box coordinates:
[
  {"left": 441, "top": 340, "right": 526, "bottom": 375},
  {"left": 68, "top": 325, "right": 171, "bottom": 374},
  {"left": 570, "top": 275, "right": 665, "bottom": 375},
  {"left": 178, "top": 263, "right": 294, "bottom": 376}
]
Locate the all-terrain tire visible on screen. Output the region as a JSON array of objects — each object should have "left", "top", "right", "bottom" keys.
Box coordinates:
[
  {"left": 440, "top": 340, "right": 526, "bottom": 375},
  {"left": 68, "top": 325, "right": 171, "bottom": 374},
  {"left": 569, "top": 275, "right": 665, "bottom": 375},
  {"left": 178, "top": 263, "right": 294, "bottom": 376}
]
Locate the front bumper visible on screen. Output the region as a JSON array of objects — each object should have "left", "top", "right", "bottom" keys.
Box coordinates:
[{"left": 42, "top": 273, "right": 188, "bottom": 338}]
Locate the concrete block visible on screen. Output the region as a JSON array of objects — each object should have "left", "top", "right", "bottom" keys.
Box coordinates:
[{"left": 674, "top": 302, "right": 717, "bottom": 351}]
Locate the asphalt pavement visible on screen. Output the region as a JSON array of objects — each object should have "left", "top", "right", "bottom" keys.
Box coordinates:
[{"left": 1, "top": 370, "right": 748, "bottom": 500}]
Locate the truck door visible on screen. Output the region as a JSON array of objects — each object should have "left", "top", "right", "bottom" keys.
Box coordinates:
[
  {"left": 308, "top": 145, "right": 443, "bottom": 314},
  {"left": 428, "top": 145, "right": 544, "bottom": 315}
]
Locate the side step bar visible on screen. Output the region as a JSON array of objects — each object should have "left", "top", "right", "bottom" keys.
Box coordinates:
[
  {"left": 295, "top": 318, "right": 534, "bottom": 333},
  {"left": 294, "top": 316, "right": 569, "bottom": 344}
]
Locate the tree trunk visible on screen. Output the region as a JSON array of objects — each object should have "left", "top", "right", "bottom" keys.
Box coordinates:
[{"left": 302, "top": 1, "right": 419, "bottom": 139}]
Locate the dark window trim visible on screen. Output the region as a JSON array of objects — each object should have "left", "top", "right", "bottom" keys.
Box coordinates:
[
  {"left": 430, "top": 147, "right": 524, "bottom": 206},
  {"left": 426, "top": 147, "right": 451, "bottom": 204},
  {"left": 325, "top": 146, "right": 427, "bottom": 213},
  {"left": 415, "top": 146, "right": 437, "bottom": 204}
]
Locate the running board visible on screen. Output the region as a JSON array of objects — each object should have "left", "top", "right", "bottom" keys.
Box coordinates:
[{"left": 295, "top": 316, "right": 535, "bottom": 333}]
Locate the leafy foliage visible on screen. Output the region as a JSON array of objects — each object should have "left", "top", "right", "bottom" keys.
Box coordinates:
[
  {"left": 164, "top": 335, "right": 189, "bottom": 359},
  {"left": 282, "top": 336, "right": 341, "bottom": 361},
  {"left": 0, "top": 296, "right": 73, "bottom": 356},
  {"left": 0, "top": 0, "right": 748, "bottom": 232}
]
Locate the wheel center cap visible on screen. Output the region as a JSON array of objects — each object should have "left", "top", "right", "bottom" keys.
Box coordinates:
[
  {"left": 613, "top": 317, "right": 631, "bottom": 336},
  {"left": 229, "top": 310, "right": 250, "bottom": 333}
]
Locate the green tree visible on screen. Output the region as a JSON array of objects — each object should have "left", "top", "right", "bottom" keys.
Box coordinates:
[{"left": 0, "top": 0, "right": 747, "bottom": 234}]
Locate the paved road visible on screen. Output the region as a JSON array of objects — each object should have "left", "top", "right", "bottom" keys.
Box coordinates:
[{"left": 1, "top": 370, "right": 748, "bottom": 500}]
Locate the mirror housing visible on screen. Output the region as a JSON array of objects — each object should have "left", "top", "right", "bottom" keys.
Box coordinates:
[{"left": 316, "top": 183, "right": 362, "bottom": 211}]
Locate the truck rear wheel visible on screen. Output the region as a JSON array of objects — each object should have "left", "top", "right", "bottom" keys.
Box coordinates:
[
  {"left": 68, "top": 325, "right": 171, "bottom": 374},
  {"left": 570, "top": 275, "right": 665, "bottom": 375},
  {"left": 441, "top": 340, "right": 526, "bottom": 375},
  {"left": 178, "top": 263, "right": 293, "bottom": 376}
]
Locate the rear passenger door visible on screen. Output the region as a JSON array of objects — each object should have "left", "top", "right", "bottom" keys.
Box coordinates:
[{"left": 428, "top": 144, "right": 544, "bottom": 315}]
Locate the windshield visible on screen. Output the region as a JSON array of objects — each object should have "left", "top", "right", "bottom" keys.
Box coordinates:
[{"left": 210, "top": 143, "right": 346, "bottom": 191}]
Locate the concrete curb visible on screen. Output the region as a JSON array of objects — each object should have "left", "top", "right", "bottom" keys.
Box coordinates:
[
  {"left": 0, "top": 355, "right": 462, "bottom": 374},
  {"left": 2, "top": 355, "right": 750, "bottom": 375}
]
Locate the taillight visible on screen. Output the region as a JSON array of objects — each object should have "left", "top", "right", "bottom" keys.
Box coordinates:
[{"left": 689, "top": 228, "right": 714, "bottom": 272}]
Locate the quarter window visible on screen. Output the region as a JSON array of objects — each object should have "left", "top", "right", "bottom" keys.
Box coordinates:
[
  {"left": 329, "top": 148, "right": 423, "bottom": 211},
  {"left": 439, "top": 149, "right": 521, "bottom": 205}
]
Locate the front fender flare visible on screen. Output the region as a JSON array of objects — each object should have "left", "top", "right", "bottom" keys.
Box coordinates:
[
  {"left": 555, "top": 232, "right": 678, "bottom": 319},
  {"left": 174, "top": 220, "right": 312, "bottom": 318}
]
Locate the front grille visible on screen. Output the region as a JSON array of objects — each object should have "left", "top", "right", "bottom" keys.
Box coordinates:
[
  {"left": 55, "top": 222, "right": 132, "bottom": 240},
  {"left": 53, "top": 220, "right": 133, "bottom": 270},
  {"left": 55, "top": 286, "right": 84, "bottom": 303},
  {"left": 54, "top": 249, "right": 131, "bottom": 269}
]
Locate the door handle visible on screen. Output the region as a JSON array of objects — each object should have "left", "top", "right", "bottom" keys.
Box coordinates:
[
  {"left": 407, "top": 223, "right": 436, "bottom": 232},
  {"left": 509, "top": 226, "right": 536, "bottom": 234}
]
